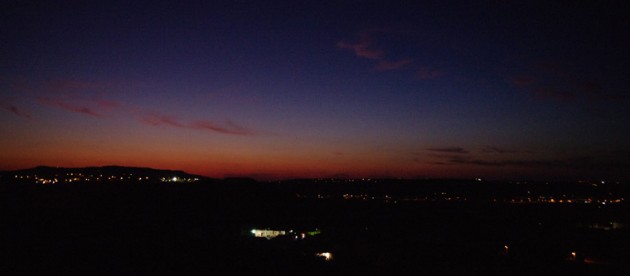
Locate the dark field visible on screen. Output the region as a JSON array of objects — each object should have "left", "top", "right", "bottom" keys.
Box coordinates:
[{"left": 3, "top": 182, "right": 629, "bottom": 275}]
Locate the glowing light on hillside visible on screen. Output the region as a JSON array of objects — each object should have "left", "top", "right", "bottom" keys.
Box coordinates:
[{"left": 316, "top": 252, "right": 333, "bottom": 261}]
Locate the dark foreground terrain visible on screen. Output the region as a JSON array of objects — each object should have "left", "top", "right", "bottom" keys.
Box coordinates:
[{"left": 3, "top": 177, "right": 629, "bottom": 275}]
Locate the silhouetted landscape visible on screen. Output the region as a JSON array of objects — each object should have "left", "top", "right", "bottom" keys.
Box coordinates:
[{"left": 3, "top": 166, "right": 629, "bottom": 274}]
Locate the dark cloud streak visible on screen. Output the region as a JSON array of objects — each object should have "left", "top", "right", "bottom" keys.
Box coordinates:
[
  {"left": 191, "top": 120, "right": 253, "bottom": 136},
  {"left": 482, "top": 146, "right": 531, "bottom": 154},
  {"left": 1, "top": 102, "right": 32, "bottom": 119},
  {"left": 140, "top": 114, "right": 186, "bottom": 128},
  {"left": 375, "top": 59, "right": 413, "bottom": 71},
  {"left": 435, "top": 155, "right": 630, "bottom": 171},
  {"left": 426, "top": 147, "right": 469, "bottom": 154}
]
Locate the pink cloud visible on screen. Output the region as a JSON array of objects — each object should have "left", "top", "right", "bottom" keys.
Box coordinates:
[
  {"left": 416, "top": 67, "right": 444, "bottom": 80},
  {"left": 39, "top": 97, "right": 103, "bottom": 117},
  {"left": 8, "top": 77, "right": 255, "bottom": 135},
  {"left": 374, "top": 58, "right": 413, "bottom": 71},
  {"left": 337, "top": 34, "right": 384, "bottom": 60},
  {"left": 138, "top": 111, "right": 254, "bottom": 136},
  {"left": 38, "top": 95, "right": 122, "bottom": 118},
  {"left": 140, "top": 113, "right": 186, "bottom": 127}
]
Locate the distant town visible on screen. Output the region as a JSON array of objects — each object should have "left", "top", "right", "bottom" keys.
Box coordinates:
[{"left": 2, "top": 166, "right": 626, "bottom": 206}]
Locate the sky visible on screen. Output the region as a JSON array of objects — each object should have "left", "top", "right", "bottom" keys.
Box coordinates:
[{"left": 1, "top": 1, "right": 629, "bottom": 180}]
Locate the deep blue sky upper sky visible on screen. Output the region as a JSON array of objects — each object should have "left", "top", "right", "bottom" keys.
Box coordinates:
[{"left": 2, "top": 1, "right": 629, "bottom": 180}]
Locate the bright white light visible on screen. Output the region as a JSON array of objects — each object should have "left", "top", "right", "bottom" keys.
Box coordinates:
[
  {"left": 316, "top": 252, "right": 333, "bottom": 261},
  {"left": 172, "top": 177, "right": 178, "bottom": 182},
  {"left": 251, "top": 229, "right": 257, "bottom": 234}
]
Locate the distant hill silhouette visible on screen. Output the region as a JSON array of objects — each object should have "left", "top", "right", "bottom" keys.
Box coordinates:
[{"left": 1, "top": 165, "right": 211, "bottom": 184}]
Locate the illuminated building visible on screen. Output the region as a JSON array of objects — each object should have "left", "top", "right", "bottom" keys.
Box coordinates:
[{"left": 250, "top": 229, "right": 286, "bottom": 239}]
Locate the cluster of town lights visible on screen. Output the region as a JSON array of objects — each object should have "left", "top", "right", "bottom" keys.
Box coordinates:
[{"left": 13, "top": 173, "right": 201, "bottom": 184}]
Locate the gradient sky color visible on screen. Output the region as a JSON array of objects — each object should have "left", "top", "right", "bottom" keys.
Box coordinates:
[{"left": 2, "top": 1, "right": 629, "bottom": 180}]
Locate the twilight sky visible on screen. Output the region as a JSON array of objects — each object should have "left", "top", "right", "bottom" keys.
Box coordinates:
[{"left": 2, "top": 1, "right": 629, "bottom": 180}]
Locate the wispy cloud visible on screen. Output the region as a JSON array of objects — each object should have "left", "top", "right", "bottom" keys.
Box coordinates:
[
  {"left": 432, "top": 154, "right": 629, "bottom": 171},
  {"left": 0, "top": 102, "right": 32, "bottom": 119},
  {"left": 38, "top": 95, "right": 121, "bottom": 118},
  {"left": 8, "top": 76, "right": 256, "bottom": 136},
  {"left": 426, "top": 147, "right": 469, "bottom": 154},
  {"left": 140, "top": 113, "right": 186, "bottom": 127},
  {"left": 447, "top": 156, "right": 560, "bottom": 168},
  {"left": 339, "top": 30, "right": 452, "bottom": 77},
  {"left": 190, "top": 120, "right": 253, "bottom": 135},
  {"left": 375, "top": 58, "right": 413, "bottom": 71},
  {"left": 338, "top": 31, "right": 414, "bottom": 72},
  {"left": 337, "top": 34, "right": 384, "bottom": 60},
  {"left": 482, "top": 146, "right": 531, "bottom": 154},
  {"left": 138, "top": 111, "right": 254, "bottom": 136},
  {"left": 416, "top": 67, "right": 444, "bottom": 80},
  {"left": 39, "top": 97, "right": 103, "bottom": 117}
]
